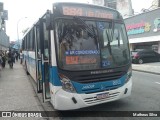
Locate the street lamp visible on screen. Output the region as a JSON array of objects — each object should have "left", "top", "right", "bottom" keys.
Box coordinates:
[{"left": 17, "top": 17, "right": 27, "bottom": 50}]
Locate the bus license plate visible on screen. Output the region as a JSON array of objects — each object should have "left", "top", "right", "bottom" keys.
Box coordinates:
[{"left": 97, "top": 93, "right": 109, "bottom": 100}]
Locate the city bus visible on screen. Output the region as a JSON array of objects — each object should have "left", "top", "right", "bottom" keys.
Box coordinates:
[{"left": 22, "top": 2, "right": 132, "bottom": 110}]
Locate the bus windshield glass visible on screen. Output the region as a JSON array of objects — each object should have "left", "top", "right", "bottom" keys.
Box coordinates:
[{"left": 56, "top": 18, "right": 130, "bottom": 71}]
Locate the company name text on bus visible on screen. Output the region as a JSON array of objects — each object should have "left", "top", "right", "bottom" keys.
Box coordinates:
[{"left": 62, "top": 6, "right": 114, "bottom": 19}]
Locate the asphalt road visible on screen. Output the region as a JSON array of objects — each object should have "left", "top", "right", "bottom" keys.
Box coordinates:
[{"left": 57, "top": 71, "right": 160, "bottom": 120}]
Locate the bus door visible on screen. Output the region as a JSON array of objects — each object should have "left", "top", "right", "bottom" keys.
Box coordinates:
[
  {"left": 35, "top": 26, "right": 43, "bottom": 93},
  {"left": 41, "top": 19, "right": 51, "bottom": 102}
]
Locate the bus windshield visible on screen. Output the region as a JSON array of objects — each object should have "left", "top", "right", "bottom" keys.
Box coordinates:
[{"left": 56, "top": 18, "right": 130, "bottom": 71}]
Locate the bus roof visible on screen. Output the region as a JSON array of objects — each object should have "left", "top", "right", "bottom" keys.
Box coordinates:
[
  {"left": 53, "top": 2, "right": 118, "bottom": 11},
  {"left": 22, "top": 2, "right": 123, "bottom": 40}
]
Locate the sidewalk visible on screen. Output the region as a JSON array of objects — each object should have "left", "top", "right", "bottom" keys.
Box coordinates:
[
  {"left": 0, "top": 62, "right": 45, "bottom": 118},
  {"left": 132, "top": 62, "right": 160, "bottom": 75}
]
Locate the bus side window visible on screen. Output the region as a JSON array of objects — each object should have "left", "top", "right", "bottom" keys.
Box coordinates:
[
  {"left": 43, "top": 23, "right": 49, "bottom": 60},
  {"left": 36, "top": 27, "right": 41, "bottom": 59},
  {"left": 44, "top": 41, "right": 49, "bottom": 59}
]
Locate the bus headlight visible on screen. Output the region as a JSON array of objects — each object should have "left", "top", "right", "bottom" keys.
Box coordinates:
[
  {"left": 59, "top": 74, "right": 76, "bottom": 93},
  {"left": 125, "top": 66, "right": 132, "bottom": 83}
]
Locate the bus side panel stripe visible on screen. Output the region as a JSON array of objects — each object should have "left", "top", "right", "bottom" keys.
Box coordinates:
[{"left": 72, "top": 74, "right": 127, "bottom": 94}]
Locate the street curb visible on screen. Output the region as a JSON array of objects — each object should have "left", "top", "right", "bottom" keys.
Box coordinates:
[
  {"left": 27, "top": 73, "right": 60, "bottom": 120},
  {"left": 132, "top": 69, "right": 160, "bottom": 75}
]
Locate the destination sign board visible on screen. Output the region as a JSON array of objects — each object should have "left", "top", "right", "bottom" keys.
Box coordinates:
[
  {"left": 55, "top": 3, "right": 119, "bottom": 19},
  {"left": 62, "top": 6, "right": 114, "bottom": 19}
]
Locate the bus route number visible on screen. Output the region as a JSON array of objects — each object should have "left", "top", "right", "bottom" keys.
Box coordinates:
[
  {"left": 63, "top": 7, "right": 82, "bottom": 16},
  {"left": 112, "top": 80, "right": 121, "bottom": 86}
]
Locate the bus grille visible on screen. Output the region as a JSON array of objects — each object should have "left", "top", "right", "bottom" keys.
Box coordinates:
[
  {"left": 83, "top": 92, "right": 120, "bottom": 104},
  {"left": 74, "top": 71, "right": 125, "bottom": 83}
]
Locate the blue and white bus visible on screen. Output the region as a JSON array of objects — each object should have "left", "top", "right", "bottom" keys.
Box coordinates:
[{"left": 22, "top": 2, "right": 132, "bottom": 110}]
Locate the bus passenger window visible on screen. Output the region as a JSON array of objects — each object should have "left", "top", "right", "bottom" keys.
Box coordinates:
[
  {"left": 43, "top": 23, "right": 49, "bottom": 60},
  {"left": 44, "top": 41, "right": 49, "bottom": 59},
  {"left": 44, "top": 48, "right": 49, "bottom": 59},
  {"left": 38, "top": 50, "right": 41, "bottom": 58}
]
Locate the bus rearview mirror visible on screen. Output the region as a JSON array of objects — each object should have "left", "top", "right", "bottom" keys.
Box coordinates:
[{"left": 46, "top": 11, "right": 53, "bottom": 30}]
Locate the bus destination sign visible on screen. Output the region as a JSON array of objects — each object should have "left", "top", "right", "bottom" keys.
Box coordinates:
[{"left": 62, "top": 6, "right": 116, "bottom": 19}]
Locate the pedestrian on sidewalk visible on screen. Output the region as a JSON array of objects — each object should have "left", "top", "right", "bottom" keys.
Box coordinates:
[
  {"left": 14, "top": 52, "right": 17, "bottom": 63},
  {"left": 15, "top": 51, "right": 19, "bottom": 62},
  {"left": 20, "top": 50, "right": 23, "bottom": 64},
  {"left": 2, "top": 52, "right": 6, "bottom": 68},
  {"left": 8, "top": 49, "right": 14, "bottom": 68}
]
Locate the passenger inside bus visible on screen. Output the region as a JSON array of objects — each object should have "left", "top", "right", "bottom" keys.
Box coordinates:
[{"left": 60, "top": 26, "right": 97, "bottom": 51}]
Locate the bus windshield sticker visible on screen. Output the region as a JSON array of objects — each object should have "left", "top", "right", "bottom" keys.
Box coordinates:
[
  {"left": 62, "top": 6, "right": 114, "bottom": 19},
  {"left": 65, "top": 50, "right": 100, "bottom": 55},
  {"left": 102, "top": 60, "right": 111, "bottom": 67},
  {"left": 98, "top": 22, "right": 105, "bottom": 30}
]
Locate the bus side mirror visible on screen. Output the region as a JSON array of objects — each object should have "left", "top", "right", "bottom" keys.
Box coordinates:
[{"left": 46, "top": 10, "right": 53, "bottom": 30}]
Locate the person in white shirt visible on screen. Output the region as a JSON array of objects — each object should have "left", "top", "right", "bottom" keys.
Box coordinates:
[{"left": 20, "top": 51, "right": 23, "bottom": 64}]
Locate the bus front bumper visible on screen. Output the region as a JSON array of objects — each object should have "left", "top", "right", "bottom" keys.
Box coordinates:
[{"left": 54, "top": 78, "right": 132, "bottom": 110}]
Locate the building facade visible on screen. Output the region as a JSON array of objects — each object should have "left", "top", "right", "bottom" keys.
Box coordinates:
[
  {"left": 0, "top": 2, "right": 9, "bottom": 51},
  {"left": 124, "top": 8, "right": 160, "bottom": 53},
  {"left": 0, "top": 30, "right": 9, "bottom": 50},
  {"left": 105, "top": 0, "right": 133, "bottom": 17},
  {"left": 91, "top": 0, "right": 133, "bottom": 18},
  {"left": 150, "top": 0, "right": 160, "bottom": 10}
]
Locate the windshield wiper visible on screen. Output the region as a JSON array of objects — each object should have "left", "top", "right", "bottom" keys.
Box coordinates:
[{"left": 73, "top": 16, "right": 97, "bottom": 39}]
